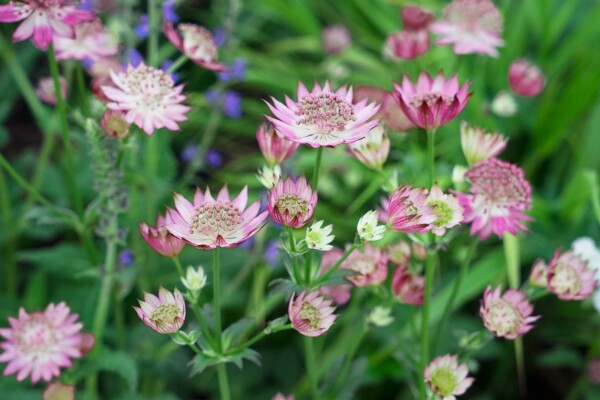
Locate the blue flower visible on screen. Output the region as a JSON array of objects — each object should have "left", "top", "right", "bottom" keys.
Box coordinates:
[
  {"left": 162, "top": 0, "right": 179, "bottom": 23},
  {"left": 161, "top": 59, "right": 179, "bottom": 82},
  {"left": 124, "top": 48, "right": 143, "bottom": 67},
  {"left": 218, "top": 58, "right": 246, "bottom": 82},
  {"left": 180, "top": 142, "right": 198, "bottom": 162},
  {"left": 264, "top": 240, "right": 281, "bottom": 268},
  {"left": 223, "top": 91, "right": 242, "bottom": 119},
  {"left": 205, "top": 149, "right": 223, "bottom": 168},
  {"left": 119, "top": 249, "right": 135, "bottom": 267},
  {"left": 134, "top": 15, "right": 149, "bottom": 38},
  {"left": 213, "top": 27, "right": 226, "bottom": 47}
]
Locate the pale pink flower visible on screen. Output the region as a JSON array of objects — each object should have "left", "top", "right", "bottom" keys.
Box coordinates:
[
  {"left": 426, "top": 184, "right": 463, "bottom": 236},
  {"left": 134, "top": 287, "right": 186, "bottom": 334},
  {"left": 0, "top": 302, "right": 83, "bottom": 383},
  {"left": 139, "top": 212, "right": 186, "bottom": 257},
  {"left": 268, "top": 176, "right": 317, "bottom": 229},
  {"left": 387, "top": 240, "right": 412, "bottom": 267},
  {"left": 341, "top": 244, "right": 389, "bottom": 287},
  {"left": 78, "top": 332, "right": 95, "bottom": 356},
  {"left": 430, "top": 0, "right": 504, "bottom": 57},
  {"left": 424, "top": 354, "right": 474, "bottom": 400},
  {"left": 508, "top": 59, "right": 545, "bottom": 97},
  {"left": 381, "top": 185, "right": 437, "bottom": 233},
  {"left": 101, "top": 109, "right": 130, "bottom": 139},
  {"left": 392, "top": 266, "right": 424, "bottom": 305},
  {"left": 36, "top": 76, "right": 67, "bottom": 105},
  {"left": 386, "top": 29, "right": 430, "bottom": 60},
  {"left": 480, "top": 286, "right": 539, "bottom": 339},
  {"left": 0, "top": 0, "right": 94, "bottom": 50},
  {"left": 164, "top": 22, "right": 228, "bottom": 72},
  {"left": 588, "top": 358, "right": 600, "bottom": 385},
  {"left": 547, "top": 250, "right": 597, "bottom": 301},
  {"left": 354, "top": 86, "right": 415, "bottom": 131},
  {"left": 272, "top": 393, "right": 295, "bottom": 400},
  {"left": 102, "top": 63, "right": 190, "bottom": 135},
  {"left": 401, "top": 6, "right": 435, "bottom": 31},
  {"left": 318, "top": 247, "right": 352, "bottom": 306},
  {"left": 256, "top": 123, "right": 299, "bottom": 166},
  {"left": 528, "top": 259, "right": 548, "bottom": 288},
  {"left": 347, "top": 125, "right": 390, "bottom": 170},
  {"left": 393, "top": 72, "right": 471, "bottom": 130},
  {"left": 289, "top": 291, "right": 336, "bottom": 337},
  {"left": 265, "top": 81, "right": 380, "bottom": 148},
  {"left": 322, "top": 25, "right": 352, "bottom": 54},
  {"left": 43, "top": 382, "right": 74, "bottom": 400},
  {"left": 166, "top": 186, "right": 268, "bottom": 249},
  {"left": 456, "top": 158, "right": 532, "bottom": 240},
  {"left": 54, "top": 19, "right": 117, "bottom": 61},
  {"left": 460, "top": 122, "right": 508, "bottom": 165}
]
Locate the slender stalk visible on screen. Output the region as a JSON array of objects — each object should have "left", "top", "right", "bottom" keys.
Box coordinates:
[
  {"left": 420, "top": 250, "right": 437, "bottom": 399},
  {"left": 303, "top": 337, "right": 319, "bottom": 400},
  {"left": 171, "top": 256, "right": 185, "bottom": 277},
  {"left": 304, "top": 251, "right": 312, "bottom": 285},
  {"left": 212, "top": 248, "right": 231, "bottom": 400},
  {"left": 0, "top": 153, "right": 55, "bottom": 209},
  {"left": 217, "top": 364, "right": 231, "bottom": 400},
  {"left": 75, "top": 64, "right": 90, "bottom": 116},
  {"left": 182, "top": 107, "right": 222, "bottom": 184},
  {"left": 147, "top": 0, "right": 159, "bottom": 67},
  {"left": 330, "top": 325, "right": 367, "bottom": 397},
  {"left": 192, "top": 303, "right": 217, "bottom": 350},
  {"left": 166, "top": 54, "right": 189, "bottom": 74},
  {"left": 0, "top": 168, "right": 17, "bottom": 295},
  {"left": 229, "top": 324, "right": 292, "bottom": 353},
  {"left": 312, "top": 147, "right": 323, "bottom": 190},
  {"left": 346, "top": 173, "right": 385, "bottom": 215},
  {"left": 285, "top": 226, "right": 302, "bottom": 283},
  {"left": 314, "top": 242, "right": 358, "bottom": 286},
  {"left": 426, "top": 129, "right": 436, "bottom": 187}
]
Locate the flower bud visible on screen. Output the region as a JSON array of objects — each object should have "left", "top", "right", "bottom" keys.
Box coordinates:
[
  {"left": 181, "top": 266, "right": 207, "bottom": 293},
  {"left": 509, "top": 59, "right": 545, "bottom": 97}
]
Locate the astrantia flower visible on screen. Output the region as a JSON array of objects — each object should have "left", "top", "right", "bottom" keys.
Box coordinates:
[
  {"left": 392, "top": 266, "right": 424, "bottom": 305},
  {"left": 256, "top": 123, "right": 299, "bottom": 166},
  {"left": 134, "top": 287, "right": 186, "bottom": 334},
  {"left": 0, "top": 302, "right": 83, "bottom": 383},
  {"left": 460, "top": 122, "right": 508, "bottom": 165},
  {"left": 305, "top": 220, "right": 335, "bottom": 251},
  {"left": 268, "top": 176, "right": 318, "bottom": 228},
  {"left": 393, "top": 72, "right": 471, "bottom": 130},
  {"left": 366, "top": 306, "right": 394, "bottom": 327},
  {"left": 386, "top": 29, "right": 430, "bottom": 60},
  {"left": 101, "top": 109, "right": 130, "bottom": 139},
  {"left": 54, "top": 19, "right": 117, "bottom": 61},
  {"left": 354, "top": 86, "right": 415, "bottom": 131},
  {"left": 36, "top": 76, "right": 67, "bottom": 105},
  {"left": 256, "top": 165, "right": 281, "bottom": 189},
  {"left": 164, "top": 22, "right": 228, "bottom": 72},
  {"left": 102, "top": 63, "right": 189, "bottom": 135},
  {"left": 424, "top": 354, "right": 474, "bottom": 400},
  {"left": 289, "top": 291, "right": 336, "bottom": 337},
  {"left": 181, "top": 266, "right": 207, "bottom": 293},
  {"left": 43, "top": 382, "right": 74, "bottom": 400},
  {"left": 480, "top": 286, "right": 539, "bottom": 339},
  {"left": 357, "top": 210, "right": 386, "bottom": 242},
  {"left": 401, "top": 6, "right": 434, "bottom": 31},
  {"left": 528, "top": 259, "right": 548, "bottom": 288},
  {"left": 322, "top": 25, "right": 351, "bottom": 55},
  {"left": 457, "top": 158, "right": 532, "bottom": 240},
  {"left": 166, "top": 186, "right": 268, "bottom": 249},
  {"left": 588, "top": 358, "right": 600, "bottom": 385},
  {"left": 265, "top": 81, "right": 380, "bottom": 148},
  {"left": 546, "top": 250, "right": 597, "bottom": 301},
  {"left": 387, "top": 240, "right": 411, "bottom": 267},
  {"left": 572, "top": 237, "right": 600, "bottom": 311},
  {"left": 490, "top": 91, "right": 517, "bottom": 117},
  {"left": 430, "top": 0, "right": 504, "bottom": 57},
  {"left": 139, "top": 212, "right": 186, "bottom": 257},
  {"left": 0, "top": 0, "right": 94, "bottom": 50},
  {"left": 341, "top": 244, "right": 389, "bottom": 287},
  {"left": 426, "top": 184, "right": 463, "bottom": 236},
  {"left": 382, "top": 185, "right": 437, "bottom": 233},
  {"left": 319, "top": 248, "right": 352, "bottom": 305},
  {"left": 347, "top": 125, "right": 390, "bottom": 170},
  {"left": 272, "top": 393, "right": 295, "bottom": 400},
  {"left": 508, "top": 59, "right": 545, "bottom": 97}
]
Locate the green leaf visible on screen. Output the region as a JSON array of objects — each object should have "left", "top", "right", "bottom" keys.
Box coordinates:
[
  {"left": 222, "top": 317, "right": 254, "bottom": 349},
  {"left": 74, "top": 351, "right": 139, "bottom": 392}
]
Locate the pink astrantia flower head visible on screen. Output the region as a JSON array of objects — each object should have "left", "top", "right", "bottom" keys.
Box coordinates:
[
  {"left": 347, "top": 125, "right": 390, "bottom": 170},
  {"left": 401, "top": 6, "right": 435, "bottom": 31},
  {"left": 460, "top": 122, "right": 508, "bottom": 165},
  {"left": 54, "top": 19, "right": 117, "bottom": 61},
  {"left": 265, "top": 81, "right": 380, "bottom": 148},
  {"left": 393, "top": 72, "right": 471, "bottom": 130},
  {"left": 272, "top": 393, "right": 295, "bottom": 400},
  {"left": 0, "top": 302, "right": 83, "bottom": 384},
  {"left": 102, "top": 63, "right": 191, "bottom": 135},
  {"left": 427, "top": 184, "right": 463, "bottom": 236},
  {"left": 528, "top": 259, "right": 548, "bottom": 288},
  {"left": 319, "top": 247, "right": 352, "bottom": 305},
  {"left": 392, "top": 266, "right": 424, "bottom": 305},
  {"left": 547, "top": 249, "right": 597, "bottom": 301},
  {"left": 480, "top": 286, "right": 539, "bottom": 339},
  {"left": 430, "top": 0, "right": 504, "bottom": 57},
  {"left": 36, "top": 76, "right": 67, "bottom": 105},
  {"left": 268, "top": 176, "right": 318, "bottom": 229},
  {"left": 256, "top": 123, "right": 299, "bottom": 166},
  {"left": 321, "top": 25, "right": 352, "bottom": 55},
  {"left": 0, "top": 0, "right": 94, "bottom": 50},
  {"left": 289, "top": 291, "right": 337, "bottom": 337},
  {"left": 166, "top": 185, "right": 268, "bottom": 249},
  {"left": 139, "top": 212, "right": 186, "bottom": 257},
  {"left": 134, "top": 287, "right": 186, "bottom": 334},
  {"left": 424, "top": 354, "right": 474, "bottom": 400},
  {"left": 387, "top": 240, "right": 412, "bottom": 267},
  {"left": 386, "top": 29, "right": 430, "bottom": 60},
  {"left": 382, "top": 185, "right": 437, "bottom": 233},
  {"left": 101, "top": 109, "right": 130, "bottom": 139},
  {"left": 457, "top": 158, "right": 532, "bottom": 240},
  {"left": 354, "top": 86, "right": 415, "bottom": 131},
  {"left": 341, "top": 244, "right": 389, "bottom": 287},
  {"left": 508, "top": 59, "right": 545, "bottom": 97},
  {"left": 588, "top": 358, "right": 600, "bottom": 385},
  {"left": 164, "top": 22, "right": 228, "bottom": 72}
]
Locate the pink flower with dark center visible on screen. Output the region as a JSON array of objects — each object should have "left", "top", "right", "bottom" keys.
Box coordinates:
[
  {"left": 480, "top": 286, "right": 539, "bottom": 339},
  {"left": 401, "top": 6, "right": 435, "bottom": 31},
  {"left": 166, "top": 186, "right": 268, "bottom": 249},
  {"left": 382, "top": 185, "right": 437, "bottom": 234},
  {"left": 134, "top": 287, "right": 186, "bottom": 334},
  {"left": 318, "top": 247, "right": 352, "bottom": 305},
  {"left": 392, "top": 266, "right": 424, "bottom": 305},
  {"left": 256, "top": 123, "right": 299, "bottom": 166},
  {"left": 102, "top": 63, "right": 190, "bottom": 135},
  {"left": 0, "top": 302, "right": 84, "bottom": 383},
  {"left": 341, "top": 244, "right": 389, "bottom": 287},
  {"left": 546, "top": 249, "right": 597, "bottom": 301},
  {"left": 321, "top": 25, "right": 352, "bottom": 55},
  {"left": 164, "top": 22, "right": 228, "bottom": 72},
  {"left": 393, "top": 72, "right": 471, "bottom": 130},
  {"left": 460, "top": 122, "right": 508, "bottom": 165},
  {"left": 386, "top": 29, "right": 430, "bottom": 60},
  {"left": 508, "top": 59, "right": 545, "bottom": 97},
  {"left": 347, "top": 125, "right": 390, "bottom": 170},
  {"left": 424, "top": 354, "right": 474, "bottom": 399},
  {"left": 268, "top": 176, "right": 317, "bottom": 229},
  {"left": 354, "top": 86, "right": 415, "bottom": 131},
  {"left": 0, "top": 0, "right": 95, "bottom": 50},
  {"left": 289, "top": 291, "right": 336, "bottom": 337},
  {"left": 54, "top": 19, "right": 117, "bottom": 61},
  {"left": 430, "top": 0, "right": 504, "bottom": 57},
  {"left": 139, "top": 212, "right": 186, "bottom": 257},
  {"left": 36, "top": 76, "right": 67, "bottom": 105},
  {"left": 456, "top": 158, "right": 532, "bottom": 240},
  {"left": 265, "top": 81, "right": 380, "bottom": 148}
]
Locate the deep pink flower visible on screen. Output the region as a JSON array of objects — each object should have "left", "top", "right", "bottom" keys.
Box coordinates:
[
  {"left": 392, "top": 266, "right": 424, "bottom": 305},
  {"left": 382, "top": 185, "right": 437, "bottom": 234},
  {"left": 134, "top": 287, "right": 186, "bottom": 334},
  {"left": 268, "top": 176, "right": 317, "bottom": 229},
  {"left": 456, "top": 158, "right": 532, "bottom": 240},
  {"left": 265, "top": 81, "right": 380, "bottom": 148},
  {"left": 424, "top": 354, "right": 474, "bottom": 399},
  {"left": 430, "top": 0, "right": 504, "bottom": 57},
  {"left": 289, "top": 291, "right": 336, "bottom": 337},
  {"left": 508, "top": 59, "right": 545, "bottom": 97},
  {"left": 386, "top": 29, "right": 430, "bottom": 60},
  {"left": 36, "top": 76, "right": 67, "bottom": 105},
  {"left": 164, "top": 22, "right": 228, "bottom": 72},
  {"left": 54, "top": 19, "right": 117, "bottom": 61},
  {"left": 0, "top": 0, "right": 94, "bottom": 50},
  {"left": 321, "top": 25, "right": 352, "bottom": 55},
  {"left": 318, "top": 247, "right": 352, "bottom": 306},
  {"left": 139, "top": 212, "right": 186, "bottom": 257},
  {"left": 166, "top": 185, "right": 268, "bottom": 249},
  {"left": 256, "top": 123, "right": 299, "bottom": 166},
  {"left": 0, "top": 302, "right": 84, "bottom": 383},
  {"left": 460, "top": 122, "right": 508, "bottom": 165},
  {"left": 480, "top": 286, "right": 539, "bottom": 339},
  {"left": 341, "top": 244, "right": 389, "bottom": 287},
  {"left": 401, "top": 6, "right": 434, "bottom": 31},
  {"left": 354, "top": 86, "right": 415, "bottom": 131},
  {"left": 393, "top": 72, "right": 471, "bottom": 130},
  {"left": 547, "top": 250, "right": 597, "bottom": 301}
]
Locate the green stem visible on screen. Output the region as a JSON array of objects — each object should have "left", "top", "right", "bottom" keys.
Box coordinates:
[
  {"left": 303, "top": 337, "right": 319, "bottom": 400},
  {"left": 0, "top": 153, "right": 55, "bottom": 209},
  {"left": 420, "top": 250, "right": 437, "bottom": 399},
  {"left": 229, "top": 324, "right": 292, "bottom": 353},
  {"left": 147, "top": 0, "right": 159, "bottom": 67},
  {"left": 212, "top": 248, "right": 231, "bottom": 400},
  {"left": 217, "top": 364, "right": 231, "bottom": 400},
  {"left": 313, "top": 242, "right": 358, "bottom": 286},
  {"left": 172, "top": 256, "right": 185, "bottom": 277},
  {"left": 426, "top": 129, "right": 436, "bottom": 187},
  {"left": 75, "top": 64, "right": 90, "bottom": 116},
  {"left": 285, "top": 226, "right": 302, "bottom": 283},
  {"left": 166, "top": 54, "right": 189, "bottom": 74},
  {"left": 182, "top": 107, "right": 222, "bottom": 184},
  {"left": 312, "top": 147, "right": 323, "bottom": 190},
  {"left": 346, "top": 173, "right": 385, "bottom": 215},
  {"left": 330, "top": 326, "right": 367, "bottom": 397},
  {"left": 192, "top": 303, "right": 217, "bottom": 350},
  {"left": 0, "top": 168, "right": 17, "bottom": 296}
]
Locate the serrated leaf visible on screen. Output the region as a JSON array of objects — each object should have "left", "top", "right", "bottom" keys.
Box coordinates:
[
  {"left": 222, "top": 317, "right": 254, "bottom": 349},
  {"left": 74, "top": 351, "right": 138, "bottom": 391},
  {"left": 268, "top": 278, "right": 301, "bottom": 298},
  {"left": 24, "top": 206, "right": 83, "bottom": 232},
  {"left": 188, "top": 353, "right": 222, "bottom": 376}
]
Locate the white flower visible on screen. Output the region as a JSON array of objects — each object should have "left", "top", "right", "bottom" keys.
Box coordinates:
[
  {"left": 452, "top": 165, "right": 468, "bottom": 188},
  {"left": 572, "top": 237, "right": 600, "bottom": 313},
  {"left": 490, "top": 91, "right": 517, "bottom": 117},
  {"left": 367, "top": 306, "right": 394, "bottom": 327},
  {"left": 305, "top": 221, "right": 335, "bottom": 251},
  {"left": 181, "top": 266, "right": 207, "bottom": 293},
  {"left": 426, "top": 184, "right": 464, "bottom": 236},
  {"left": 357, "top": 210, "right": 386, "bottom": 242},
  {"left": 256, "top": 165, "right": 281, "bottom": 189}
]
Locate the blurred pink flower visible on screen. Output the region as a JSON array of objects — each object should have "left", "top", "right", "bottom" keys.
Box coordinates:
[
  {"left": 256, "top": 123, "right": 299, "bottom": 166},
  {"left": 381, "top": 185, "right": 437, "bottom": 234},
  {"left": 401, "top": 6, "right": 435, "bottom": 31},
  {"left": 164, "top": 22, "right": 228, "bottom": 72},
  {"left": 528, "top": 259, "right": 548, "bottom": 288},
  {"left": 319, "top": 247, "right": 352, "bottom": 305},
  {"left": 354, "top": 86, "right": 415, "bottom": 131},
  {"left": 268, "top": 176, "right": 317, "bottom": 229},
  {"left": 341, "top": 244, "right": 389, "bottom": 287},
  {"left": 321, "top": 25, "right": 352, "bottom": 54},
  {"left": 508, "top": 59, "right": 545, "bottom": 97},
  {"left": 134, "top": 287, "right": 186, "bottom": 334},
  {"left": 547, "top": 250, "right": 597, "bottom": 301},
  {"left": 424, "top": 354, "right": 474, "bottom": 399},
  {"left": 347, "top": 125, "right": 390, "bottom": 170},
  {"left": 588, "top": 358, "right": 600, "bottom": 385},
  {"left": 392, "top": 266, "right": 424, "bottom": 305},
  {"left": 265, "top": 81, "right": 380, "bottom": 148},
  {"left": 36, "top": 76, "right": 67, "bottom": 105},
  {"left": 139, "top": 212, "right": 186, "bottom": 257},
  {"left": 43, "top": 382, "right": 75, "bottom": 400},
  {"left": 480, "top": 286, "right": 539, "bottom": 339},
  {"left": 289, "top": 291, "right": 336, "bottom": 337},
  {"left": 387, "top": 240, "right": 411, "bottom": 267},
  {"left": 101, "top": 109, "right": 130, "bottom": 139},
  {"left": 460, "top": 122, "right": 508, "bottom": 165},
  {"left": 54, "top": 19, "right": 117, "bottom": 61},
  {"left": 386, "top": 29, "right": 430, "bottom": 60},
  {"left": 272, "top": 393, "right": 295, "bottom": 400}
]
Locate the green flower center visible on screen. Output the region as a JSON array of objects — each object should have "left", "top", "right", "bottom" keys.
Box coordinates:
[
  {"left": 299, "top": 302, "right": 320, "bottom": 329},
  {"left": 431, "top": 368, "right": 458, "bottom": 396},
  {"left": 150, "top": 304, "right": 181, "bottom": 330},
  {"left": 429, "top": 199, "right": 453, "bottom": 227},
  {"left": 276, "top": 195, "right": 308, "bottom": 217}
]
